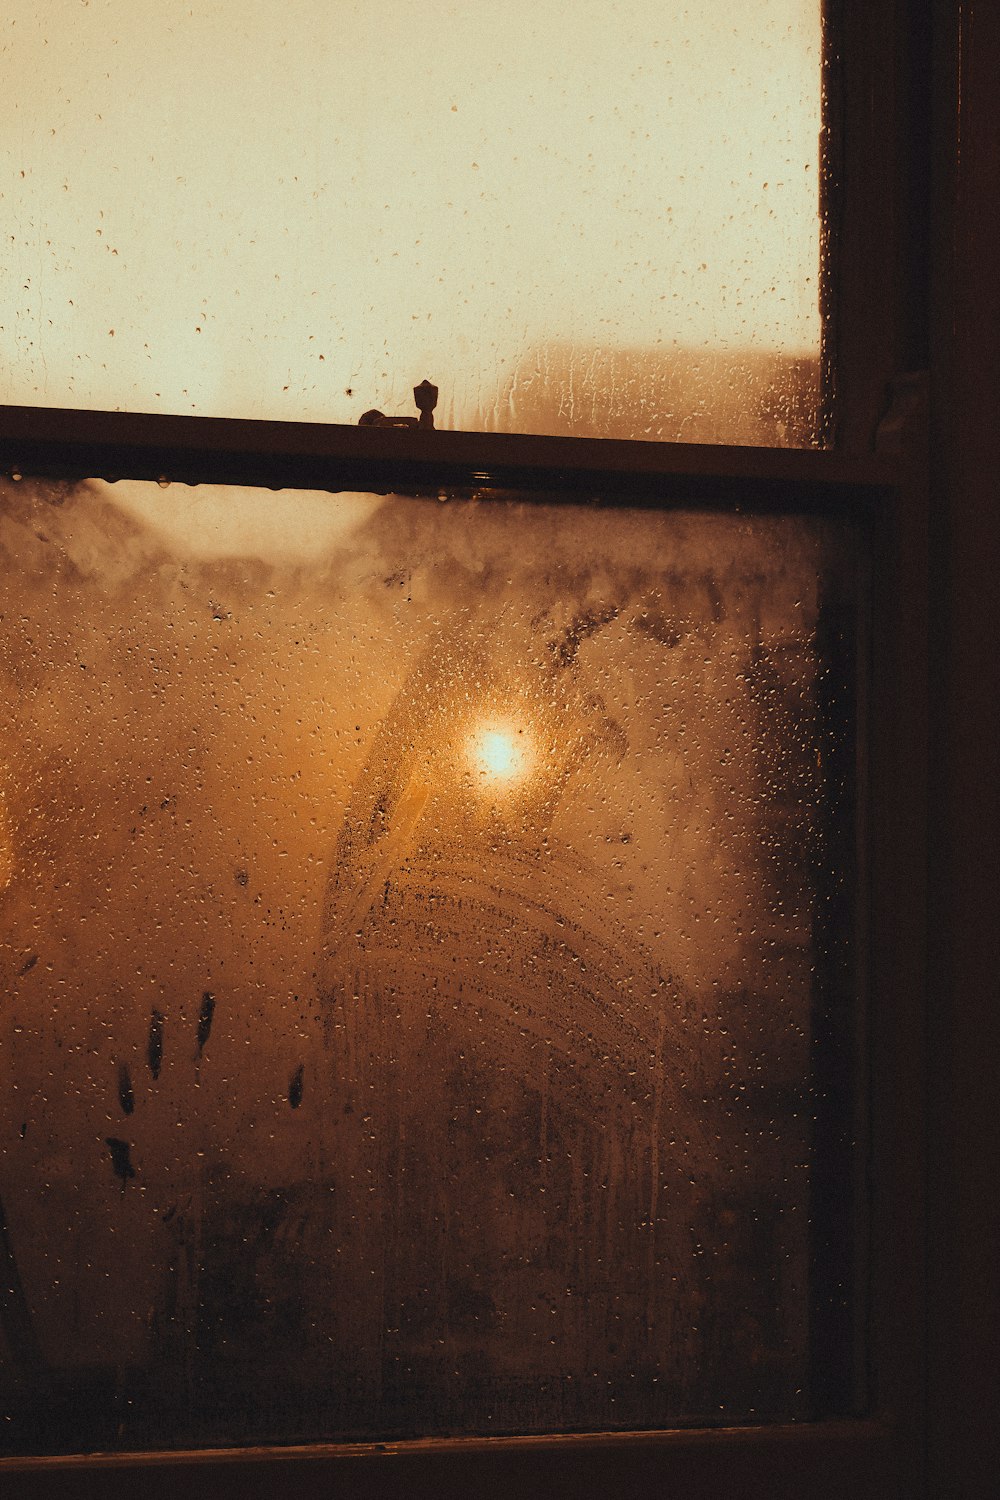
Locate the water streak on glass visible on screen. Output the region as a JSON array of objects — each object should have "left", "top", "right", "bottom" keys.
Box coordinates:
[
  {"left": 0, "top": 476, "right": 858, "bottom": 1451},
  {"left": 2, "top": 1, "right": 822, "bottom": 444}
]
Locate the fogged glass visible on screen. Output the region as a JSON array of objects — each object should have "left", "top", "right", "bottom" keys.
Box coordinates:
[
  {"left": 0, "top": 476, "right": 859, "bottom": 1453},
  {"left": 2, "top": 1, "right": 822, "bottom": 444}
]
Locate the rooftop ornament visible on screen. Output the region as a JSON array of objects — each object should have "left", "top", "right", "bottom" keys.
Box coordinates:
[{"left": 359, "top": 379, "right": 438, "bottom": 430}]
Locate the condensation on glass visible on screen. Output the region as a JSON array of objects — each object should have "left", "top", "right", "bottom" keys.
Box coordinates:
[
  {"left": 2, "top": 1, "right": 823, "bottom": 445},
  {"left": 0, "top": 474, "right": 860, "bottom": 1453}
]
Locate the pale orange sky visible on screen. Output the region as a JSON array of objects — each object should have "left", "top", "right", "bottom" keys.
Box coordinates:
[{"left": 2, "top": 1, "right": 821, "bottom": 428}]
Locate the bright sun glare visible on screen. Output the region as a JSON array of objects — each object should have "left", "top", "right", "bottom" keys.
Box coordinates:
[{"left": 471, "top": 727, "right": 529, "bottom": 785}]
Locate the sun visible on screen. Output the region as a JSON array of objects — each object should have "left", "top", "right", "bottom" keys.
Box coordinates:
[{"left": 469, "top": 724, "right": 530, "bottom": 786}]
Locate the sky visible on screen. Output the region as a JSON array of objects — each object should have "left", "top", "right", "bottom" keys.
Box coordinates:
[{"left": 2, "top": 1, "right": 822, "bottom": 431}]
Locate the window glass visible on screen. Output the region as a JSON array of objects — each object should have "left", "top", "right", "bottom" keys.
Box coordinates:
[
  {"left": 0, "top": 475, "right": 859, "bottom": 1452},
  {"left": 3, "top": 1, "right": 822, "bottom": 444}
]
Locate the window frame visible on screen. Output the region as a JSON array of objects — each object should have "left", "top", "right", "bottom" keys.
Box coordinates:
[{"left": 0, "top": 0, "right": 932, "bottom": 1492}]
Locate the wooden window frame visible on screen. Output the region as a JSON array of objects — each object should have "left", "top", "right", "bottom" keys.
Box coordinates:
[{"left": 0, "top": 2, "right": 937, "bottom": 1494}]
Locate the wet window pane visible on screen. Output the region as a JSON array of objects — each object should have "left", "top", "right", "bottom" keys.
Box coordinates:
[
  {"left": 3, "top": 1, "right": 822, "bottom": 444},
  {"left": 0, "top": 477, "right": 860, "bottom": 1453}
]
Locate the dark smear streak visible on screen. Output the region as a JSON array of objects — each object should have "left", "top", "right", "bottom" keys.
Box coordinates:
[
  {"left": 117, "top": 1063, "right": 135, "bottom": 1116},
  {"left": 705, "top": 572, "right": 726, "bottom": 624},
  {"left": 197, "top": 991, "right": 215, "bottom": 1057},
  {"left": 633, "top": 611, "right": 683, "bottom": 648},
  {"left": 148, "top": 1008, "right": 164, "bottom": 1079},
  {"left": 551, "top": 604, "right": 620, "bottom": 668},
  {"left": 106, "top": 1138, "right": 135, "bottom": 1193},
  {"left": 17, "top": 953, "right": 38, "bottom": 977},
  {"left": 289, "top": 1064, "right": 305, "bottom": 1110}
]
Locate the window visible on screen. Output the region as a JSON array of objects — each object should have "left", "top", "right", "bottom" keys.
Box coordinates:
[
  {"left": 1, "top": 477, "right": 864, "bottom": 1454},
  {"left": 4, "top": 0, "right": 822, "bottom": 444},
  {"left": 1, "top": 2, "right": 930, "bottom": 1496}
]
